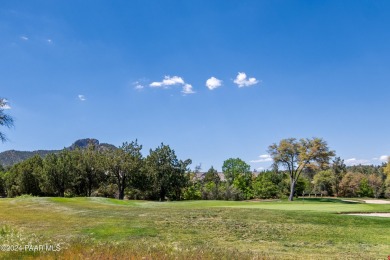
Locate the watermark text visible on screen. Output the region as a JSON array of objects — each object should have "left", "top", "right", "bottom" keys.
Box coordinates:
[{"left": 0, "top": 244, "right": 61, "bottom": 252}]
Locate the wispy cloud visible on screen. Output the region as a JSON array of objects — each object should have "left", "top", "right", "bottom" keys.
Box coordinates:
[
  {"left": 20, "top": 36, "right": 29, "bottom": 41},
  {"left": 47, "top": 39, "right": 53, "bottom": 44},
  {"left": 1, "top": 99, "right": 11, "bottom": 110},
  {"left": 133, "top": 81, "right": 145, "bottom": 90},
  {"left": 182, "top": 84, "right": 195, "bottom": 95},
  {"left": 78, "top": 95, "right": 86, "bottom": 101},
  {"left": 150, "top": 76, "right": 185, "bottom": 88},
  {"left": 233, "top": 72, "right": 259, "bottom": 87},
  {"left": 205, "top": 77, "right": 222, "bottom": 90},
  {"left": 134, "top": 84, "right": 144, "bottom": 90},
  {"left": 345, "top": 158, "right": 371, "bottom": 166},
  {"left": 132, "top": 78, "right": 150, "bottom": 91},
  {"left": 250, "top": 154, "right": 272, "bottom": 163}
]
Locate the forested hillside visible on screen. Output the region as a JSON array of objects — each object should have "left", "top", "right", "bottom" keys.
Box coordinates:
[{"left": 0, "top": 138, "right": 116, "bottom": 166}]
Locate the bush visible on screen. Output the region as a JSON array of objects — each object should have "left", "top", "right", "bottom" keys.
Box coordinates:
[
  {"left": 202, "top": 182, "right": 220, "bottom": 200},
  {"left": 221, "top": 184, "right": 245, "bottom": 201},
  {"left": 253, "top": 174, "right": 279, "bottom": 199},
  {"left": 8, "top": 185, "right": 21, "bottom": 198},
  {"left": 338, "top": 172, "right": 364, "bottom": 197},
  {"left": 64, "top": 189, "right": 75, "bottom": 198},
  {"left": 183, "top": 184, "right": 202, "bottom": 200},
  {"left": 93, "top": 183, "right": 118, "bottom": 198},
  {"left": 358, "top": 178, "right": 374, "bottom": 197},
  {"left": 312, "top": 170, "right": 334, "bottom": 196},
  {"left": 126, "top": 188, "right": 147, "bottom": 200}
]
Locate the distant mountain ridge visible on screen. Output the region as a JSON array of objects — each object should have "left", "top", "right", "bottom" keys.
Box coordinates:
[{"left": 0, "top": 138, "right": 116, "bottom": 167}]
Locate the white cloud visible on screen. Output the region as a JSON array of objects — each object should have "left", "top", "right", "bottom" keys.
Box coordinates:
[
  {"left": 78, "top": 95, "right": 86, "bottom": 101},
  {"left": 47, "top": 39, "right": 53, "bottom": 44},
  {"left": 345, "top": 158, "right": 371, "bottom": 166},
  {"left": 150, "top": 75, "right": 195, "bottom": 95},
  {"left": 233, "top": 72, "right": 259, "bottom": 87},
  {"left": 182, "top": 84, "right": 195, "bottom": 95},
  {"left": 150, "top": 82, "right": 163, "bottom": 87},
  {"left": 205, "top": 77, "right": 222, "bottom": 90},
  {"left": 250, "top": 154, "right": 272, "bottom": 163},
  {"left": 20, "top": 36, "right": 28, "bottom": 41},
  {"left": 150, "top": 76, "right": 185, "bottom": 88}
]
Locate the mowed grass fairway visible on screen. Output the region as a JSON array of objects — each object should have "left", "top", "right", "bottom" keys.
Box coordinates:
[{"left": 0, "top": 197, "right": 389, "bottom": 259}]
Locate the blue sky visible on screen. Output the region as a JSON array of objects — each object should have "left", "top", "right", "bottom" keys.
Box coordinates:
[{"left": 1, "top": 0, "right": 390, "bottom": 171}]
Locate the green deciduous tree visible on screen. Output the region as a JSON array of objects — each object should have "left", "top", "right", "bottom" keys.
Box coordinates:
[
  {"left": 313, "top": 170, "right": 334, "bottom": 196},
  {"left": 358, "top": 177, "right": 374, "bottom": 197},
  {"left": 183, "top": 182, "right": 202, "bottom": 200},
  {"left": 222, "top": 158, "right": 253, "bottom": 199},
  {"left": 183, "top": 165, "right": 202, "bottom": 200},
  {"left": 253, "top": 171, "right": 280, "bottom": 199},
  {"left": 268, "top": 137, "right": 335, "bottom": 201},
  {"left": 222, "top": 158, "right": 250, "bottom": 185},
  {"left": 232, "top": 173, "right": 253, "bottom": 199}
]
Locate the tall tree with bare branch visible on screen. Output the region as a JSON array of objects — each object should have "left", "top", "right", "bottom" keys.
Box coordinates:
[{"left": 268, "top": 138, "right": 335, "bottom": 201}]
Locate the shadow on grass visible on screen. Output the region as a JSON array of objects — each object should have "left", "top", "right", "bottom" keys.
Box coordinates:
[{"left": 296, "top": 198, "right": 360, "bottom": 204}]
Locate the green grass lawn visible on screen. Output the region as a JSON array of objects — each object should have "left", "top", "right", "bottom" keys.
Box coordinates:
[{"left": 0, "top": 197, "right": 389, "bottom": 259}]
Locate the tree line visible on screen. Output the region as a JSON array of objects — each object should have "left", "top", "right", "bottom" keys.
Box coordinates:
[
  {"left": 0, "top": 141, "right": 191, "bottom": 201},
  {"left": 0, "top": 139, "right": 389, "bottom": 201},
  {"left": 1, "top": 100, "right": 390, "bottom": 201}
]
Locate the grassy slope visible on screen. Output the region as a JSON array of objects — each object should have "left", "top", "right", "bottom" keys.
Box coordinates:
[{"left": 0, "top": 197, "right": 389, "bottom": 259}]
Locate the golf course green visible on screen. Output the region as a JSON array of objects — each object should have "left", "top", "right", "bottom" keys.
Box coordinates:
[{"left": 0, "top": 197, "right": 389, "bottom": 259}]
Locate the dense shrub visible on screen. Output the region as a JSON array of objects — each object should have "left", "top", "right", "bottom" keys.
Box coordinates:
[{"left": 253, "top": 172, "right": 280, "bottom": 199}]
